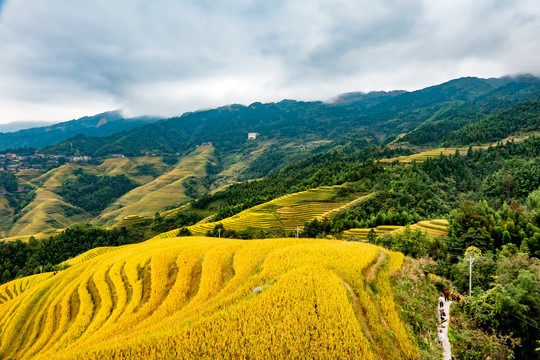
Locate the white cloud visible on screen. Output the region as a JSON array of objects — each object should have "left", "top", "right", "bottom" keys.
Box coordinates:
[{"left": 0, "top": 0, "right": 539, "bottom": 123}]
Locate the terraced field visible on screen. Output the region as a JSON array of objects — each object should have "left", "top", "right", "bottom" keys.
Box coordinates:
[
  {"left": 0, "top": 236, "right": 416, "bottom": 359},
  {"left": 379, "top": 147, "right": 479, "bottom": 162},
  {"left": 0, "top": 197, "right": 14, "bottom": 238},
  {"left": 95, "top": 146, "right": 214, "bottom": 225},
  {"left": 109, "top": 215, "right": 146, "bottom": 229},
  {"left": 95, "top": 156, "right": 169, "bottom": 185},
  {"left": 4, "top": 156, "right": 172, "bottom": 238},
  {"left": 159, "top": 186, "right": 366, "bottom": 237},
  {"left": 343, "top": 225, "right": 404, "bottom": 240},
  {"left": 7, "top": 189, "right": 89, "bottom": 236},
  {"left": 343, "top": 219, "right": 449, "bottom": 241},
  {"left": 61, "top": 246, "right": 126, "bottom": 267},
  {"left": 0, "top": 273, "right": 52, "bottom": 305}
]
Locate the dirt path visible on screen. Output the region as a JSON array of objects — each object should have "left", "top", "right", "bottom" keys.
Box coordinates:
[{"left": 438, "top": 300, "right": 453, "bottom": 359}]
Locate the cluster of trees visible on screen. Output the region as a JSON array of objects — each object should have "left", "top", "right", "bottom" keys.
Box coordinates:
[
  {"left": 0, "top": 172, "right": 18, "bottom": 192},
  {"left": 205, "top": 223, "right": 291, "bottom": 240},
  {"left": 363, "top": 197, "right": 540, "bottom": 358},
  {"left": 148, "top": 212, "right": 205, "bottom": 233},
  {"left": 0, "top": 171, "right": 35, "bottom": 214},
  {"left": 59, "top": 169, "right": 138, "bottom": 215}
]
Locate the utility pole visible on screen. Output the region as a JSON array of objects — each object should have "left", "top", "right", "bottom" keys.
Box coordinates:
[
  {"left": 217, "top": 228, "right": 221, "bottom": 239},
  {"left": 467, "top": 256, "right": 475, "bottom": 297},
  {"left": 40, "top": 265, "right": 43, "bottom": 274},
  {"left": 295, "top": 226, "right": 300, "bottom": 239}
]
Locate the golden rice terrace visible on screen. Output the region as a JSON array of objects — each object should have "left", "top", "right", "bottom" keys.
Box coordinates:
[{"left": 0, "top": 236, "right": 416, "bottom": 359}]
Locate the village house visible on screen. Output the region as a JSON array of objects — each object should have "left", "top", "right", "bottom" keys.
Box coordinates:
[
  {"left": 247, "top": 132, "right": 260, "bottom": 140},
  {"left": 112, "top": 154, "right": 125, "bottom": 158},
  {"left": 0, "top": 189, "right": 6, "bottom": 196},
  {"left": 69, "top": 156, "right": 93, "bottom": 162}
]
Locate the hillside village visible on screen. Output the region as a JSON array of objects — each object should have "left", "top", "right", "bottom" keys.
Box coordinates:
[{"left": 0, "top": 153, "right": 93, "bottom": 173}]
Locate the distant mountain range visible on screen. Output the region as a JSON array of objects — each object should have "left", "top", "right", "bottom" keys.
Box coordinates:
[
  {"left": 0, "top": 110, "right": 161, "bottom": 151},
  {"left": 0, "top": 121, "right": 55, "bottom": 133},
  {"left": 40, "top": 74, "right": 540, "bottom": 158},
  {"left": 1, "top": 74, "right": 540, "bottom": 239}
]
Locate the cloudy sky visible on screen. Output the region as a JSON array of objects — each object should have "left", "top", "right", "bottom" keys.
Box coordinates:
[{"left": 0, "top": 0, "right": 539, "bottom": 124}]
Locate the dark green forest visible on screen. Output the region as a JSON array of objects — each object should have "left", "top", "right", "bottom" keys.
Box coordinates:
[{"left": 58, "top": 169, "right": 138, "bottom": 215}]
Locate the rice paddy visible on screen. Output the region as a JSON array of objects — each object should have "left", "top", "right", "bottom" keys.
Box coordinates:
[
  {"left": 343, "top": 219, "right": 449, "bottom": 241},
  {"left": 0, "top": 236, "right": 416, "bottom": 359},
  {"left": 158, "top": 186, "right": 368, "bottom": 237}
]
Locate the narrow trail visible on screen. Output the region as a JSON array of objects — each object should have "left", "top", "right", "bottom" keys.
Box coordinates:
[{"left": 438, "top": 300, "right": 453, "bottom": 360}]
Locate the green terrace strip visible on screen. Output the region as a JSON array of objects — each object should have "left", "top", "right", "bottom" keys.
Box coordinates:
[
  {"left": 157, "top": 186, "right": 368, "bottom": 237},
  {"left": 343, "top": 220, "right": 449, "bottom": 241}
]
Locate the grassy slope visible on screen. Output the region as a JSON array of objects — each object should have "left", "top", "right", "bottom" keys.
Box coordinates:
[
  {"left": 0, "top": 236, "right": 421, "bottom": 360},
  {"left": 95, "top": 145, "right": 214, "bottom": 225}
]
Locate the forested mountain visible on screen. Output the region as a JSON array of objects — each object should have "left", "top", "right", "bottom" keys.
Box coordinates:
[
  {"left": 1, "top": 76, "right": 540, "bottom": 358},
  {"left": 42, "top": 75, "right": 540, "bottom": 160},
  {"left": 442, "top": 98, "right": 540, "bottom": 145},
  {"left": 396, "top": 75, "right": 540, "bottom": 146},
  {"left": 3, "top": 75, "right": 540, "bottom": 239},
  {"left": 0, "top": 110, "right": 160, "bottom": 151}
]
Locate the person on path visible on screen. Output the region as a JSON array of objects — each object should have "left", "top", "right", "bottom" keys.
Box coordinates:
[
  {"left": 444, "top": 290, "right": 449, "bottom": 301},
  {"left": 438, "top": 329, "right": 446, "bottom": 345},
  {"left": 440, "top": 309, "right": 447, "bottom": 322},
  {"left": 438, "top": 295, "right": 445, "bottom": 308}
]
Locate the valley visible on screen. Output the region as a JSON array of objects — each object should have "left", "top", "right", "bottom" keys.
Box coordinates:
[{"left": 0, "top": 75, "right": 539, "bottom": 359}]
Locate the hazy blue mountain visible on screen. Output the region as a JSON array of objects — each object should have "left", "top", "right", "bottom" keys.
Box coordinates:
[
  {"left": 0, "top": 110, "right": 161, "bottom": 151},
  {"left": 0, "top": 121, "right": 55, "bottom": 133}
]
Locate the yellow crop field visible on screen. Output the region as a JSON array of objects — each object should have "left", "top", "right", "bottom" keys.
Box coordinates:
[
  {"left": 60, "top": 246, "right": 126, "bottom": 267},
  {"left": 0, "top": 236, "right": 416, "bottom": 360},
  {"left": 343, "top": 219, "right": 449, "bottom": 241},
  {"left": 95, "top": 146, "right": 214, "bottom": 225},
  {"left": 158, "top": 186, "right": 367, "bottom": 237}
]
